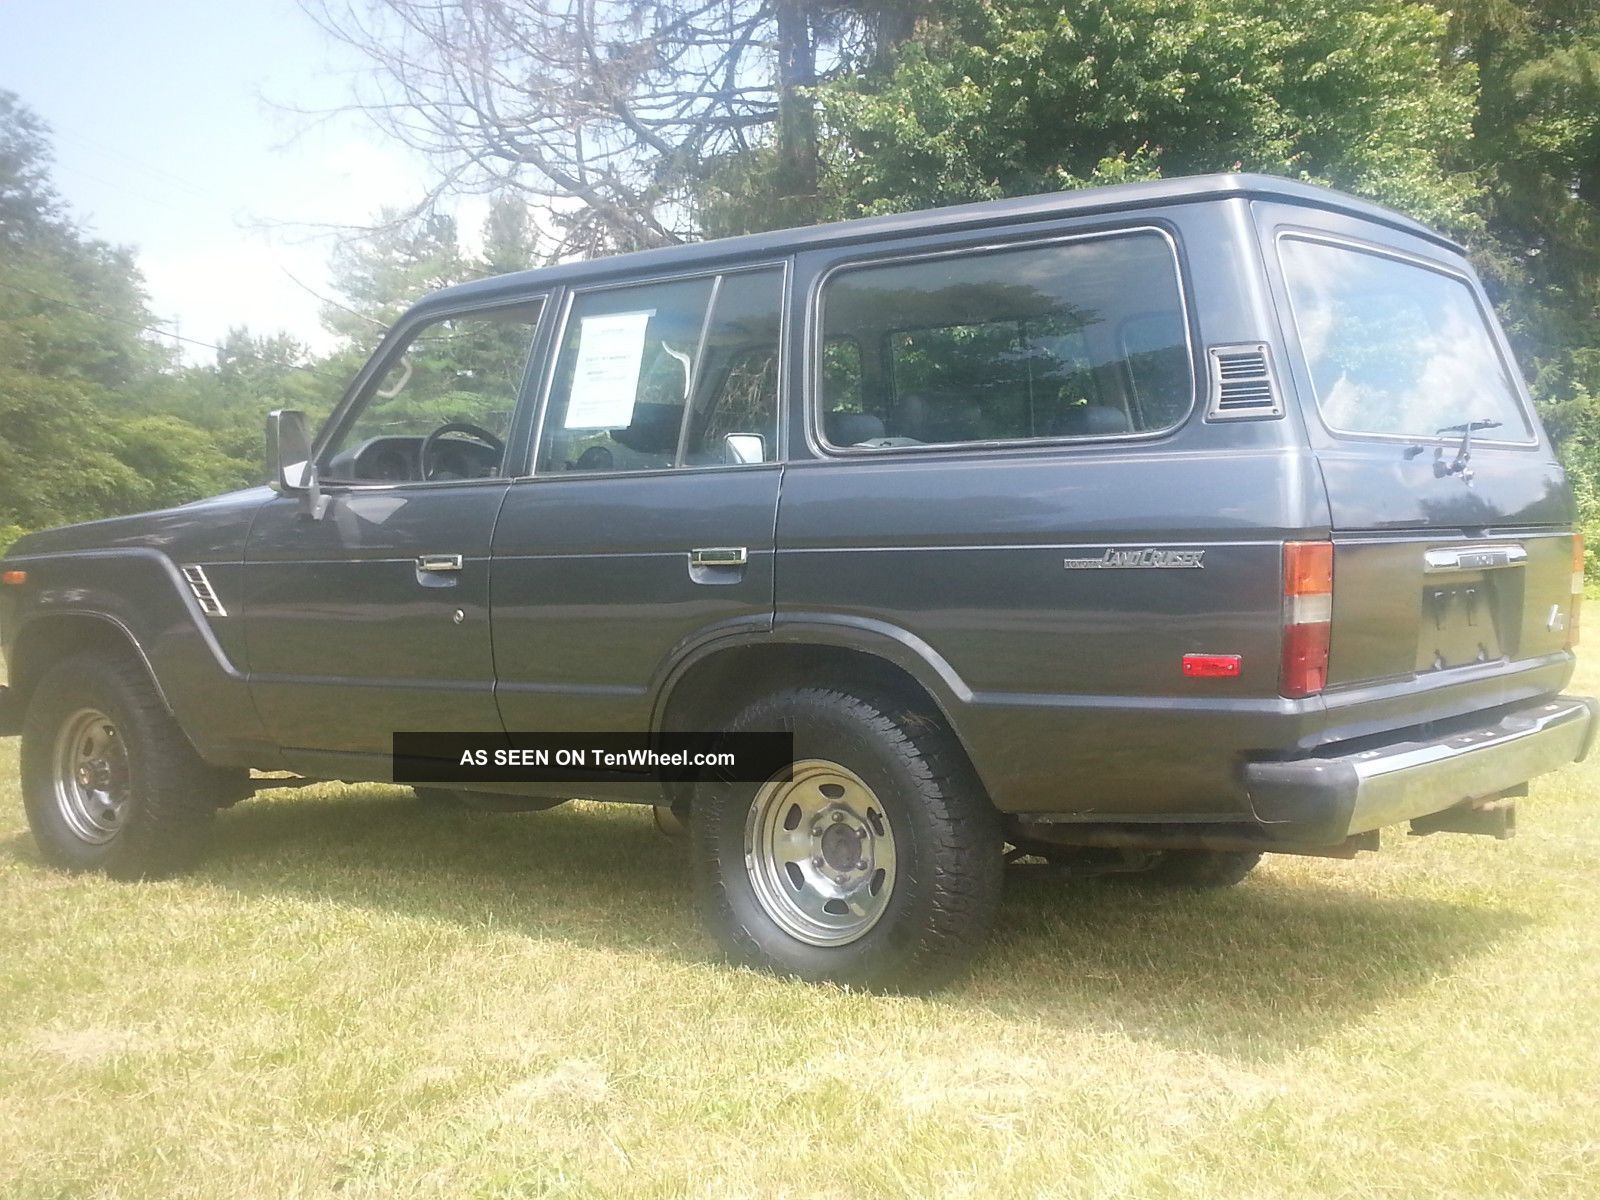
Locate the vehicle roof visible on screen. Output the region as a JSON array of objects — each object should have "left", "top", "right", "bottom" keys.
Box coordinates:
[{"left": 417, "top": 172, "right": 1462, "bottom": 315}]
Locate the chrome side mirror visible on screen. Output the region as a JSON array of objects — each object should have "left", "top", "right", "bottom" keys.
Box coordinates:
[
  {"left": 265, "top": 409, "right": 329, "bottom": 519},
  {"left": 723, "top": 433, "right": 766, "bottom": 465}
]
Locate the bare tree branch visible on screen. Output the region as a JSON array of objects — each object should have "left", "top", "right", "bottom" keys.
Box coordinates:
[{"left": 297, "top": 0, "right": 914, "bottom": 255}]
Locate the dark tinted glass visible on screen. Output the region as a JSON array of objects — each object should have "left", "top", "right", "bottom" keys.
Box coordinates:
[{"left": 819, "top": 232, "right": 1190, "bottom": 447}]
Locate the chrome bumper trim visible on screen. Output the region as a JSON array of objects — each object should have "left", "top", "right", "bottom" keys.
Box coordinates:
[
  {"left": 1246, "top": 695, "right": 1596, "bottom": 842},
  {"left": 1346, "top": 697, "right": 1593, "bottom": 834}
]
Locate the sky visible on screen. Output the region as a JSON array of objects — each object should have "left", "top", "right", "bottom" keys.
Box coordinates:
[{"left": 3, "top": 0, "right": 447, "bottom": 359}]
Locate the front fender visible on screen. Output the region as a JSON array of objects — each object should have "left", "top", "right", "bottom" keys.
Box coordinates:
[{"left": 1, "top": 548, "right": 269, "bottom": 762}]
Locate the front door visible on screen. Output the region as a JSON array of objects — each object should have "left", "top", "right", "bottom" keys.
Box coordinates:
[
  {"left": 490, "top": 266, "right": 786, "bottom": 735},
  {"left": 243, "top": 297, "right": 548, "bottom": 768}
]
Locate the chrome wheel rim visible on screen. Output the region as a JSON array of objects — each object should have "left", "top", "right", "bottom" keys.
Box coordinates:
[
  {"left": 744, "top": 759, "right": 897, "bottom": 947},
  {"left": 52, "top": 708, "right": 131, "bottom": 845}
]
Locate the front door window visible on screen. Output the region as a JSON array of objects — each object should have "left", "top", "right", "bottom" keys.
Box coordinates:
[{"left": 320, "top": 300, "right": 545, "bottom": 483}]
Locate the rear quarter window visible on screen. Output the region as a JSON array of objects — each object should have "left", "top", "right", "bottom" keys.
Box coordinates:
[
  {"left": 1278, "top": 236, "right": 1533, "bottom": 442},
  {"left": 816, "top": 229, "right": 1192, "bottom": 450}
]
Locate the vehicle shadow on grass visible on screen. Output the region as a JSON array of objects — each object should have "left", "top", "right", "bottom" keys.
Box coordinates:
[
  {"left": 973, "top": 867, "right": 1529, "bottom": 1061},
  {"left": 12, "top": 784, "right": 1531, "bottom": 1064}
]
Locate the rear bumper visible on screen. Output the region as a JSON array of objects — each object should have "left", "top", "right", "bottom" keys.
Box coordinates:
[{"left": 1245, "top": 695, "right": 1597, "bottom": 843}]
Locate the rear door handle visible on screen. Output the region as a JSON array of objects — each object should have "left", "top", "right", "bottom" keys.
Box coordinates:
[
  {"left": 1423, "top": 545, "right": 1526, "bottom": 573},
  {"left": 689, "top": 546, "right": 748, "bottom": 568},
  {"left": 416, "top": 553, "right": 464, "bottom": 573}
]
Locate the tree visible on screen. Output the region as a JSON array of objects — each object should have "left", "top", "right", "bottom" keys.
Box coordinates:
[
  {"left": 301, "top": 0, "right": 920, "bottom": 254},
  {"left": 1421, "top": 3, "right": 1600, "bottom": 569},
  {"left": 322, "top": 208, "right": 465, "bottom": 351},
  {"left": 0, "top": 91, "right": 282, "bottom": 544},
  {"left": 0, "top": 90, "right": 163, "bottom": 534},
  {"left": 1432, "top": 4, "right": 1600, "bottom": 396},
  {"left": 810, "top": 0, "right": 1478, "bottom": 231},
  {"left": 0, "top": 91, "right": 66, "bottom": 245},
  {"left": 479, "top": 191, "right": 544, "bottom": 275}
]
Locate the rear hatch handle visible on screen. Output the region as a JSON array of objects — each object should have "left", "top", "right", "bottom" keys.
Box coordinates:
[{"left": 1423, "top": 545, "right": 1527, "bottom": 574}]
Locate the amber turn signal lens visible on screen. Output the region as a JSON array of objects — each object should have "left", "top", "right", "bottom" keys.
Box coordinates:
[
  {"left": 1283, "top": 540, "right": 1333, "bottom": 597},
  {"left": 0, "top": 570, "right": 26, "bottom": 586}
]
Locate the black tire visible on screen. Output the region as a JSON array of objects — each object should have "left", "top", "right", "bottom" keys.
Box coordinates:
[
  {"left": 20, "top": 651, "right": 238, "bottom": 880},
  {"left": 692, "top": 686, "right": 1003, "bottom": 992},
  {"left": 1134, "top": 849, "right": 1261, "bottom": 889}
]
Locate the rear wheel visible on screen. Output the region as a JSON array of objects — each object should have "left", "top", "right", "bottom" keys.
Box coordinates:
[
  {"left": 692, "top": 686, "right": 1002, "bottom": 991},
  {"left": 21, "top": 652, "right": 239, "bottom": 880}
]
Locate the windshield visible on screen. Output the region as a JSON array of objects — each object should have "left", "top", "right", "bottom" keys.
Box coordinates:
[{"left": 1279, "top": 236, "right": 1532, "bottom": 441}]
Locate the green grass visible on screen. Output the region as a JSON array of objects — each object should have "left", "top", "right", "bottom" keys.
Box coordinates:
[{"left": 2, "top": 658, "right": 1598, "bottom": 1198}]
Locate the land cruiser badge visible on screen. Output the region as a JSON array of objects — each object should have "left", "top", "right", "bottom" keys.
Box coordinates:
[{"left": 1063, "top": 548, "right": 1206, "bottom": 570}]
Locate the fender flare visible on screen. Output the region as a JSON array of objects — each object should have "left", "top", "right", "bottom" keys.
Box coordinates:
[{"left": 648, "top": 612, "right": 976, "bottom": 734}]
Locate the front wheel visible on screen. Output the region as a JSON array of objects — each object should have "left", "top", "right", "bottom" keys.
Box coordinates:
[
  {"left": 20, "top": 651, "right": 240, "bottom": 880},
  {"left": 692, "top": 687, "right": 1002, "bottom": 992}
]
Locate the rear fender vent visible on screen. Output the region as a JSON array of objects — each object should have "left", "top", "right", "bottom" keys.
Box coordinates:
[
  {"left": 1206, "top": 343, "right": 1284, "bottom": 420},
  {"left": 181, "top": 565, "right": 228, "bottom": 617}
]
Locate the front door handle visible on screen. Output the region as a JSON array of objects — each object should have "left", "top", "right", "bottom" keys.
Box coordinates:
[
  {"left": 416, "top": 554, "right": 464, "bottom": 573},
  {"left": 689, "top": 546, "right": 748, "bottom": 568}
]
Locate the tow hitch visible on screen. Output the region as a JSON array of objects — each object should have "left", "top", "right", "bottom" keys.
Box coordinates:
[{"left": 1409, "top": 787, "right": 1522, "bottom": 840}]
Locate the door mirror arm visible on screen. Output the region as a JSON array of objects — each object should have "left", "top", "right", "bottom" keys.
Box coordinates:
[{"left": 266, "top": 409, "right": 331, "bottom": 520}]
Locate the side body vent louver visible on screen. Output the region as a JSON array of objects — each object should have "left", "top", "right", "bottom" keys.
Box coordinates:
[
  {"left": 1206, "top": 343, "right": 1284, "bottom": 420},
  {"left": 181, "top": 565, "right": 227, "bottom": 617}
]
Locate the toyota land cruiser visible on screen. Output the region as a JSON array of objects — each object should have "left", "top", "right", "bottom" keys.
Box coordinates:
[{"left": 2, "top": 174, "right": 1593, "bottom": 990}]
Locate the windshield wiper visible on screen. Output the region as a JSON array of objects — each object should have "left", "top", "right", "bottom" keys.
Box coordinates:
[{"left": 1435, "top": 417, "right": 1501, "bottom": 480}]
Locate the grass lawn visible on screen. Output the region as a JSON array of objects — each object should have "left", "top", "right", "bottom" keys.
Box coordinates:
[{"left": 1, "top": 655, "right": 1597, "bottom": 1198}]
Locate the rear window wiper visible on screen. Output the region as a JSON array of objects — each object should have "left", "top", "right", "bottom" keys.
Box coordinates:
[{"left": 1434, "top": 417, "right": 1502, "bottom": 480}]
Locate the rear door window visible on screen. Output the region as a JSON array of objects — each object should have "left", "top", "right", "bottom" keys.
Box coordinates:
[
  {"left": 816, "top": 230, "right": 1192, "bottom": 449},
  {"left": 536, "top": 267, "right": 783, "bottom": 474},
  {"left": 1278, "top": 236, "right": 1532, "bottom": 441}
]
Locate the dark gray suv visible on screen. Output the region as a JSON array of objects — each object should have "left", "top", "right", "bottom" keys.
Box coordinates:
[{"left": 2, "top": 174, "right": 1594, "bottom": 989}]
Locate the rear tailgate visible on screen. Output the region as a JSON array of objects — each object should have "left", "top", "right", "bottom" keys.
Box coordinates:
[
  {"left": 1273, "top": 231, "right": 1581, "bottom": 708},
  {"left": 1325, "top": 520, "right": 1576, "bottom": 692}
]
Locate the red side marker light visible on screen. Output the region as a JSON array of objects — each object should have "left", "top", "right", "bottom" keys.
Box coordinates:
[
  {"left": 1182, "top": 653, "right": 1242, "bottom": 678},
  {"left": 1, "top": 570, "right": 26, "bottom": 586}
]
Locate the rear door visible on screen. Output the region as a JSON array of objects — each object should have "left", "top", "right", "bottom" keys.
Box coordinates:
[
  {"left": 1260, "top": 209, "right": 1579, "bottom": 702},
  {"left": 489, "top": 264, "right": 786, "bottom": 735}
]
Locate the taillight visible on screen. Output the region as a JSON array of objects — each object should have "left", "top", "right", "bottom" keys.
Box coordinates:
[
  {"left": 1281, "top": 540, "right": 1333, "bottom": 698},
  {"left": 1571, "top": 532, "right": 1585, "bottom": 649}
]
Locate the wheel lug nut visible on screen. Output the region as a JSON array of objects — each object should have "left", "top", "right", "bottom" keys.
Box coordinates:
[
  {"left": 832, "top": 812, "right": 844, "bottom": 822},
  {"left": 856, "top": 860, "right": 867, "bottom": 870}
]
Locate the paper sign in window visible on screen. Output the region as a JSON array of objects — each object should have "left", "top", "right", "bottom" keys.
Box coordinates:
[{"left": 564, "top": 310, "right": 653, "bottom": 429}]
